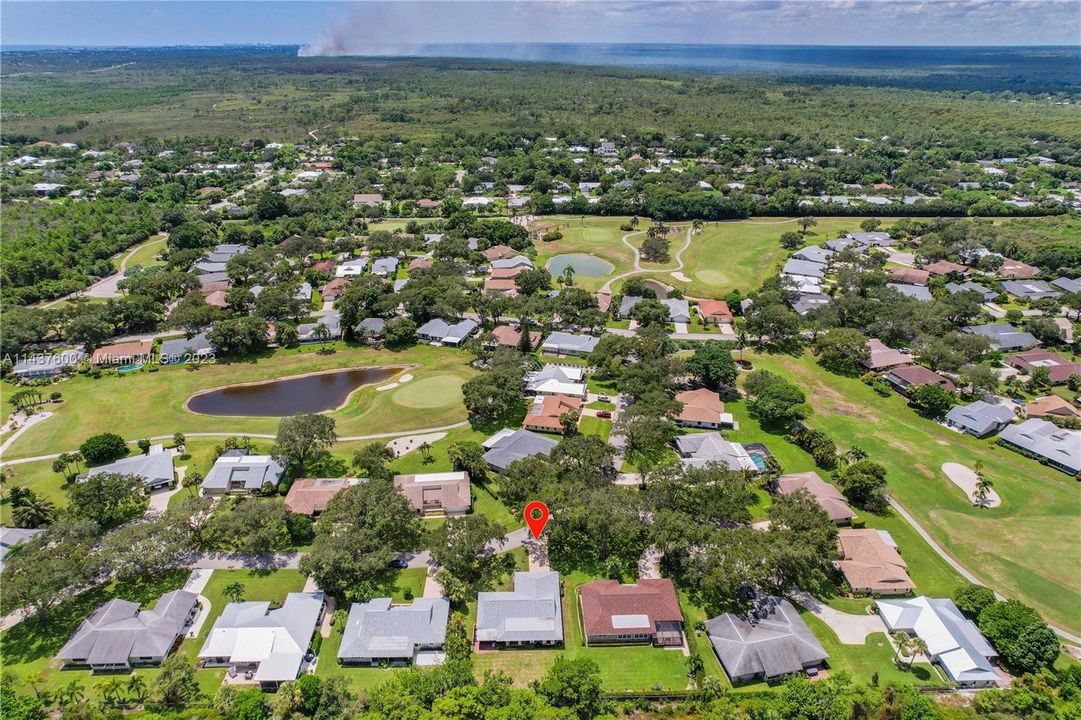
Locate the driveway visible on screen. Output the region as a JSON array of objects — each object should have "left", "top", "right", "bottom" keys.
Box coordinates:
[{"left": 791, "top": 592, "right": 886, "bottom": 644}]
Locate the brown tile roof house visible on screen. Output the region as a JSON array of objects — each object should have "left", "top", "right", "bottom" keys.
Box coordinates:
[
  {"left": 887, "top": 267, "right": 930, "bottom": 286},
  {"left": 205, "top": 290, "right": 230, "bottom": 308},
  {"left": 200, "top": 280, "right": 230, "bottom": 295},
  {"left": 483, "top": 278, "right": 519, "bottom": 295},
  {"left": 523, "top": 394, "right": 582, "bottom": 434},
  {"left": 883, "top": 365, "right": 956, "bottom": 395},
  {"left": 285, "top": 478, "right": 359, "bottom": 516},
  {"left": 1005, "top": 349, "right": 1081, "bottom": 385},
  {"left": 408, "top": 257, "right": 433, "bottom": 273},
  {"left": 835, "top": 529, "right": 914, "bottom": 596},
  {"left": 321, "top": 278, "right": 349, "bottom": 301},
  {"left": 488, "top": 266, "right": 526, "bottom": 280},
  {"left": 491, "top": 324, "right": 542, "bottom": 350},
  {"left": 310, "top": 259, "right": 337, "bottom": 273},
  {"left": 353, "top": 193, "right": 383, "bottom": 207},
  {"left": 394, "top": 472, "right": 472, "bottom": 516},
  {"left": 674, "top": 388, "right": 734, "bottom": 429},
  {"left": 697, "top": 299, "right": 734, "bottom": 324},
  {"left": 90, "top": 339, "right": 153, "bottom": 366},
  {"left": 416, "top": 198, "right": 441, "bottom": 211},
  {"left": 1026, "top": 395, "right": 1081, "bottom": 420},
  {"left": 774, "top": 472, "right": 855, "bottom": 524},
  {"left": 999, "top": 258, "right": 1041, "bottom": 279},
  {"left": 862, "top": 339, "right": 914, "bottom": 371},
  {"left": 578, "top": 579, "right": 684, "bottom": 646},
  {"left": 481, "top": 244, "right": 517, "bottom": 261},
  {"left": 596, "top": 291, "right": 612, "bottom": 313},
  {"left": 924, "top": 260, "right": 970, "bottom": 276}
]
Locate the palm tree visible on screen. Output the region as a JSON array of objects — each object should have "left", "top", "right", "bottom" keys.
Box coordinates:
[
  {"left": 25, "top": 671, "right": 49, "bottom": 702},
  {"left": 419, "top": 442, "right": 433, "bottom": 464},
  {"left": 973, "top": 476, "right": 993, "bottom": 507},
  {"left": 223, "top": 581, "right": 246, "bottom": 604},
  {"left": 313, "top": 322, "right": 332, "bottom": 354},
  {"left": 127, "top": 673, "right": 147, "bottom": 704},
  {"left": 561, "top": 265, "right": 575, "bottom": 287},
  {"left": 59, "top": 680, "right": 85, "bottom": 708},
  {"left": 691, "top": 219, "right": 703, "bottom": 234},
  {"left": 99, "top": 677, "right": 125, "bottom": 707},
  {"left": 733, "top": 319, "right": 748, "bottom": 362},
  {"left": 13, "top": 495, "right": 55, "bottom": 528},
  {"left": 629, "top": 215, "right": 639, "bottom": 229},
  {"left": 183, "top": 469, "right": 203, "bottom": 497},
  {"left": 890, "top": 631, "right": 909, "bottom": 666},
  {"left": 907, "top": 637, "right": 929, "bottom": 669}
]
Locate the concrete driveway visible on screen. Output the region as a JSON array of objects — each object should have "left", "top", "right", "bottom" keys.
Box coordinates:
[{"left": 791, "top": 592, "right": 886, "bottom": 644}]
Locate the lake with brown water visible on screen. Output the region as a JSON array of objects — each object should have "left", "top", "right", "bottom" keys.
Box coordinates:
[{"left": 186, "top": 367, "right": 401, "bottom": 416}]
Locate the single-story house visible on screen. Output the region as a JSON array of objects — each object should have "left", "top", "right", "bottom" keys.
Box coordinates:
[
  {"left": 481, "top": 244, "right": 517, "bottom": 261},
  {"left": 924, "top": 260, "right": 970, "bottom": 276},
  {"left": 491, "top": 256, "right": 533, "bottom": 271},
  {"left": 200, "top": 455, "right": 285, "bottom": 496},
  {"left": 416, "top": 318, "right": 479, "bottom": 346},
  {"left": 578, "top": 578, "right": 684, "bottom": 646},
  {"left": 57, "top": 590, "right": 198, "bottom": 671},
  {"left": 199, "top": 593, "right": 324, "bottom": 689},
  {"left": 697, "top": 300, "right": 733, "bottom": 324},
  {"left": 0, "top": 527, "right": 42, "bottom": 570},
  {"left": 205, "top": 290, "right": 230, "bottom": 309},
  {"left": 888, "top": 267, "right": 930, "bottom": 286},
  {"left": 416, "top": 199, "right": 441, "bottom": 212},
  {"left": 483, "top": 277, "right": 519, "bottom": 295},
  {"left": 792, "top": 245, "right": 832, "bottom": 265},
  {"left": 1004, "top": 348, "right": 1081, "bottom": 385},
  {"left": 673, "top": 432, "right": 758, "bottom": 472},
  {"left": 1000, "top": 280, "right": 1060, "bottom": 302},
  {"left": 998, "top": 419, "right": 1081, "bottom": 475},
  {"left": 488, "top": 266, "right": 527, "bottom": 280},
  {"left": 877, "top": 597, "right": 998, "bottom": 688},
  {"left": 863, "top": 339, "right": 914, "bottom": 371},
  {"left": 11, "top": 349, "right": 82, "bottom": 379},
  {"left": 998, "top": 258, "right": 1041, "bottom": 279},
  {"left": 944, "top": 401, "right": 1015, "bottom": 438},
  {"left": 526, "top": 364, "right": 587, "bottom": 398},
  {"left": 338, "top": 598, "right": 449, "bottom": 666},
  {"left": 482, "top": 428, "right": 558, "bottom": 472},
  {"left": 284, "top": 478, "right": 364, "bottom": 516},
  {"left": 490, "top": 324, "right": 542, "bottom": 350},
  {"left": 85, "top": 449, "right": 175, "bottom": 490},
  {"left": 782, "top": 258, "right": 827, "bottom": 281},
  {"left": 963, "top": 323, "right": 1040, "bottom": 351},
  {"left": 523, "top": 394, "right": 582, "bottom": 434},
  {"left": 408, "top": 257, "right": 433, "bottom": 273},
  {"left": 883, "top": 364, "right": 956, "bottom": 395},
  {"left": 945, "top": 281, "right": 997, "bottom": 302},
  {"left": 298, "top": 313, "right": 342, "bottom": 343},
  {"left": 706, "top": 598, "right": 828, "bottom": 684},
  {"left": 887, "top": 283, "right": 933, "bottom": 301},
  {"left": 845, "top": 231, "right": 893, "bottom": 248},
  {"left": 674, "top": 388, "right": 734, "bottom": 429},
  {"left": 789, "top": 292, "right": 831, "bottom": 315},
  {"left": 159, "top": 332, "right": 215, "bottom": 365},
  {"left": 773, "top": 472, "right": 855, "bottom": 524},
  {"left": 394, "top": 471, "right": 472, "bottom": 516},
  {"left": 1051, "top": 277, "right": 1081, "bottom": 294},
  {"left": 1025, "top": 395, "right": 1081, "bottom": 421},
  {"left": 835, "top": 529, "right": 914, "bottom": 595},
  {"left": 371, "top": 257, "right": 399, "bottom": 277},
  {"left": 618, "top": 296, "right": 691, "bottom": 323},
  {"left": 475, "top": 571, "right": 563, "bottom": 648},
  {"left": 356, "top": 317, "right": 386, "bottom": 339},
  {"left": 541, "top": 332, "right": 599, "bottom": 357},
  {"left": 90, "top": 340, "right": 153, "bottom": 367},
  {"left": 321, "top": 278, "right": 349, "bottom": 301},
  {"left": 353, "top": 193, "right": 383, "bottom": 207},
  {"left": 336, "top": 259, "right": 369, "bottom": 278}
]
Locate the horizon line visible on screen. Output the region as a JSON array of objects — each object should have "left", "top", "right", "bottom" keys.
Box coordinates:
[{"left": 3, "top": 41, "right": 1079, "bottom": 50}]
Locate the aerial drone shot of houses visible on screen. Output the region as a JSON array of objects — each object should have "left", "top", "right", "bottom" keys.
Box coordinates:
[{"left": 1, "top": 25, "right": 1080, "bottom": 720}]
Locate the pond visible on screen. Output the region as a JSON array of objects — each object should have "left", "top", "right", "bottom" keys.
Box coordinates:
[
  {"left": 186, "top": 367, "right": 403, "bottom": 417},
  {"left": 546, "top": 253, "right": 615, "bottom": 277}
]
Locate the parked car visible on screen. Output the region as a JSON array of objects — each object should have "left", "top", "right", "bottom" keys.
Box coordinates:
[
  {"left": 597, "top": 395, "right": 610, "bottom": 402},
  {"left": 596, "top": 411, "right": 612, "bottom": 418}
]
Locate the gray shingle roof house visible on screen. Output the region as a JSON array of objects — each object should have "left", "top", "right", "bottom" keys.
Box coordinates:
[
  {"left": 845, "top": 231, "right": 893, "bottom": 248},
  {"left": 887, "top": 283, "right": 933, "bottom": 301},
  {"left": 963, "top": 323, "right": 1040, "bottom": 351},
  {"left": 298, "top": 312, "right": 342, "bottom": 343},
  {"left": 541, "top": 332, "right": 599, "bottom": 357},
  {"left": 416, "top": 318, "right": 479, "bottom": 346},
  {"left": 999, "top": 419, "right": 1081, "bottom": 476},
  {"left": 356, "top": 317, "right": 386, "bottom": 337},
  {"left": 789, "top": 292, "right": 831, "bottom": 316},
  {"left": 0, "top": 527, "right": 42, "bottom": 570},
  {"left": 475, "top": 571, "right": 563, "bottom": 647},
  {"left": 11, "top": 349, "right": 82, "bottom": 379},
  {"left": 618, "top": 297, "right": 691, "bottom": 322},
  {"left": 482, "top": 428, "right": 559, "bottom": 472},
  {"left": 945, "top": 401, "right": 1015, "bottom": 438},
  {"left": 199, "top": 592, "right": 324, "bottom": 689},
  {"left": 200, "top": 455, "right": 285, "bottom": 496},
  {"left": 1000, "top": 280, "right": 1061, "bottom": 301},
  {"left": 1052, "top": 277, "right": 1081, "bottom": 294},
  {"left": 824, "top": 238, "right": 857, "bottom": 253},
  {"left": 57, "top": 590, "right": 198, "bottom": 670},
  {"left": 945, "top": 281, "right": 997, "bottom": 302},
  {"left": 782, "top": 258, "right": 827, "bottom": 280},
  {"left": 878, "top": 597, "right": 997, "bottom": 688},
  {"left": 159, "top": 332, "right": 215, "bottom": 364},
  {"left": 85, "top": 449, "right": 176, "bottom": 490},
  {"left": 336, "top": 258, "right": 369, "bottom": 277},
  {"left": 706, "top": 598, "right": 828, "bottom": 684},
  {"left": 338, "top": 598, "right": 449, "bottom": 666},
  {"left": 792, "top": 245, "right": 832, "bottom": 265},
  {"left": 370, "top": 257, "right": 399, "bottom": 277},
  {"left": 490, "top": 256, "right": 533, "bottom": 271},
  {"left": 673, "top": 432, "right": 758, "bottom": 471}
]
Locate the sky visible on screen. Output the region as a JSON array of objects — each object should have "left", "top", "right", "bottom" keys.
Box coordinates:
[{"left": 2, "top": 0, "right": 1079, "bottom": 49}]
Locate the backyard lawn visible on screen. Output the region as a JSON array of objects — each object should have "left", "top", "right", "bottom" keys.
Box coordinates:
[
  {"left": 578, "top": 415, "right": 612, "bottom": 442},
  {"left": 749, "top": 351, "right": 1081, "bottom": 634}
]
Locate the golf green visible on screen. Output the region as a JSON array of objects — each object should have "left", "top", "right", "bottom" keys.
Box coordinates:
[{"left": 392, "top": 374, "right": 464, "bottom": 409}]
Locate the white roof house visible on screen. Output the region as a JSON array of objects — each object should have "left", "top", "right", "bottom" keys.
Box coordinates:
[
  {"left": 541, "top": 332, "right": 599, "bottom": 357},
  {"left": 475, "top": 571, "right": 563, "bottom": 646},
  {"left": 526, "top": 365, "right": 587, "bottom": 399},
  {"left": 199, "top": 592, "right": 324, "bottom": 687},
  {"left": 999, "top": 419, "right": 1081, "bottom": 476},
  {"left": 673, "top": 433, "right": 758, "bottom": 471},
  {"left": 877, "top": 597, "right": 998, "bottom": 687},
  {"left": 200, "top": 455, "right": 284, "bottom": 495},
  {"left": 336, "top": 258, "right": 369, "bottom": 278}
]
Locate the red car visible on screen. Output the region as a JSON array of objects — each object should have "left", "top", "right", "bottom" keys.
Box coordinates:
[{"left": 596, "top": 411, "right": 612, "bottom": 419}]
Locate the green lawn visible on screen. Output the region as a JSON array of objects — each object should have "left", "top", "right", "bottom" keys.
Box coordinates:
[
  {"left": 0, "top": 344, "right": 475, "bottom": 462},
  {"left": 578, "top": 416, "right": 612, "bottom": 443},
  {"left": 121, "top": 234, "right": 168, "bottom": 271},
  {"left": 749, "top": 351, "right": 1081, "bottom": 633},
  {"left": 530, "top": 216, "right": 641, "bottom": 291}
]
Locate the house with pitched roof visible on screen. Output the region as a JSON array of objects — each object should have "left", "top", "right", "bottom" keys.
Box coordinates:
[
  {"left": 835, "top": 529, "right": 914, "bottom": 595},
  {"left": 475, "top": 571, "right": 563, "bottom": 648},
  {"left": 57, "top": 590, "right": 198, "bottom": 671},
  {"left": 90, "top": 340, "right": 153, "bottom": 367},
  {"left": 773, "top": 472, "right": 855, "bottom": 524},
  {"left": 1001, "top": 280, "right": 1060, "bottom": 302},
  {"left": 578, "top": 579, "right": 684, "bottom": 646},
  {"left": 883, "top": 365, "right": 956, "bottom": 395},
  {"left": 924, "top": 260, "right": 970, "bottom": 277},
  {"left": 862, "top": 339, "right": 914, "bottom": 371},
  {"left": 199, "top": 592, "right": 325, "bottom": 689},
  {"left": 394, "top": 472, "right": 472, "bottom": 516},
  {"left": 1025, "top": 395, "right": 1081, "bottom": 421},
  {"left": 482, "top": 428, "right": 558, "bottom": 472},
  {"left": 888, "top": 267, "right": 930, "bottom": 286},
  {"left": 673, "top": 432, "right": 758, "bottom": 472},
  {"left": 696, "top": 300, "right": 734, "bottom": 324},
  {"left": 371, "top": 257, "right": 399, "bottom": 278},
  {"left": 85, "top": 449, "right": 175, "bottom": 491},
  {"left": 999, "top": 419, "right": 1081, "bottom": 476},
  {"left": 706, "top": 598, "right": 828, "bottom": 684},
  {"left": 481, "top": 244, "right": 517, "bottom": 261},
  {"left": 417, "top": 318, "right": 478, "bottom": 346},
  {"left": 12, "top": 350, "right": 82, "bottom": 379},
  {"left": 159, "top": 332, "right": 215, "bottom": 365},
  {"left": 945, "top": 401, "right": 1015, "bottom": 438},
  {"left": 1005, "top": 349, "right": 1081, "bottom": 385},
  {"left": 963, "top": 323, "right": 1039, "bottom": 351},
  {"left": 541, "top": 332, "right": 599, "bottom": 357},
  {"left": 674, "top": 389, "right": 734, "bottom": 429},
  {"left": 877, "top": 597, "right": 998, "bottom": 688},
  {"left": 887, "top": 283, "right": 933, "bottom": 301},
  {"left": 284, "top": 478, "right": 364, "bottom": 516},
  {"left": 946, "top": 281, "right": 997, "bottom": 301},
  {"left": 523, "top": 394, "right": 582, "bottom": 434},
  {"left": 526, "top": 364, "right": 587, "bottom": 399},
  {"left": 200, "top": 455, "right": 285, "bottom": 496},
  {"left": 338, "top": 598, "right": 449, "bottom": 666},
  {"left": 490, "top": 324, "right": 542, "bottom": 350}
]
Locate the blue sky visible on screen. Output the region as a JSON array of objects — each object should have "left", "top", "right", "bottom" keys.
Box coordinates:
[{"left": 3, "top": 1, "right": 1079, "bottom": 49}]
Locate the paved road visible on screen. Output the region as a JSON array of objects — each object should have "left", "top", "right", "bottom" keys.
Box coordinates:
[
  {"left": 0, "top": 412, "right": 53, "bottom": 455},
  {"left": 41, "top": 233, "right": 167, "bottom": 307},
  {"left": 889, "top": 497, "right": 1081, "bottom": 645}
]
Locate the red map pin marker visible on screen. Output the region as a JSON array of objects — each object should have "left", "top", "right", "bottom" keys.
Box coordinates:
[{"left": 524, "top": 501, "right": 550, "bottom": 539}]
